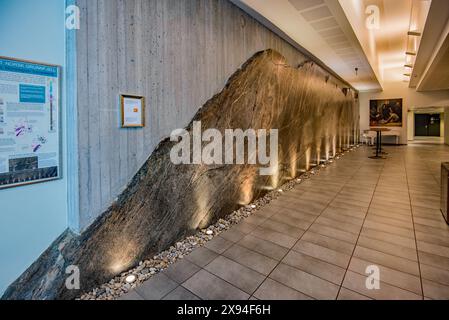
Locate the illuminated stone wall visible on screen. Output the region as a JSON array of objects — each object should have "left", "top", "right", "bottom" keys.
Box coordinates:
[{"left": 2, "top": 50, "right": 358, "bottom": 300}]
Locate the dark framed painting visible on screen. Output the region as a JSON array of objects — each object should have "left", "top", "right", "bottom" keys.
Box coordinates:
[{"left": 370, "top": 98, "right": 403, "bottom": 127}]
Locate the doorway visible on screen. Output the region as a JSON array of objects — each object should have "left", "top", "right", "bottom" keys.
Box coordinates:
[{"left": 415, "top": 114, "right": 441, "bottom": 137}]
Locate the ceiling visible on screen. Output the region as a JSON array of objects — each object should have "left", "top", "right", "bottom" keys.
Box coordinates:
[
  {"left": 231, "top": 0, "right": 382, "bottom": 91},
  {"left": 231, "top": 0, "right": 449, "bottom": 93},
  {"left": 339, "top": 0, "right": 414, "bottom": 83},
  {"left": 410, "top": 0, "right": 449, "bottom": 91}
]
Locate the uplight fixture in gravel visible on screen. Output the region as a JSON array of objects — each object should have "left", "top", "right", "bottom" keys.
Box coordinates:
[{"left": 125, "top": 275, "right": 136, "bottom": 284}]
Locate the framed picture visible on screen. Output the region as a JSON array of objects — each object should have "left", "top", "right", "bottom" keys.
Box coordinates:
[
  {"left": 370, "top": 98, "right": 403, "bottom": 127},
  {"left": 0, "top": 56, "right": 62, "bottom": 190},
  {"left": 120, "top": 94, "right": 145, "bottom": 128}
]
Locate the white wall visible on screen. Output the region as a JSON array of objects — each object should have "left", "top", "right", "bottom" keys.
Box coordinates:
[
  {"left": 359, "top": 81, "right": 449, "bottom": 144},
  {"left": 0, "top": 0, "right": 67, "bottom": 295}
]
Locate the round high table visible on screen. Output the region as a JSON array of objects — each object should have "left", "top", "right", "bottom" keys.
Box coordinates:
[{"left": 369, "top": 128, "right": 391, "bottom": 159}]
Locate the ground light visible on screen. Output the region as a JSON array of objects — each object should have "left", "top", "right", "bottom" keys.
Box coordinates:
[{"left": 125, "top": 275, "right": 136, "bottom": 284}]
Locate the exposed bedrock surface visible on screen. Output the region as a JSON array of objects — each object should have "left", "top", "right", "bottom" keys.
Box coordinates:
[{"left": 2, "top": 50, "right": 359, "bottom": 300}]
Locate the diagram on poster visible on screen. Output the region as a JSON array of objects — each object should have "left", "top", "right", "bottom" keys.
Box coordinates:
[{"left": 0, "top": 57, "right": 61, "bottom": 189}]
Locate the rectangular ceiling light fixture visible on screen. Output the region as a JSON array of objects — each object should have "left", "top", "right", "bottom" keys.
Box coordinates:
[{"left": 407, "top": 31, "right": 422, "bottom": 36}]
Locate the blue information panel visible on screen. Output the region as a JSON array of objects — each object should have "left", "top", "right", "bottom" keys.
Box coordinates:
[{"left": 0, "top": 57, "right": 61, "bottom": 189}]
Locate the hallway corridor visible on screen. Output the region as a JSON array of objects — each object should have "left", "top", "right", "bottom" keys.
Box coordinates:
[{"left": 117, "top": 144, "right": 449, "bottom": 300}]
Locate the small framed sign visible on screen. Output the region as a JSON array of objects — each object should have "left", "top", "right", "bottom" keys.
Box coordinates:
[{"left": 120, "top": 94, "right": 145, "bottom": 128}]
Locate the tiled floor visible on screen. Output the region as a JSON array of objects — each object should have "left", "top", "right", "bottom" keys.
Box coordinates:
[{"left": 119, "top": 144, "right": 449, "bottom": 300}]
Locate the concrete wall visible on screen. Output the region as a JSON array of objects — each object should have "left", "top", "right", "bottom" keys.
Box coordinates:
[
  {"left": 359, "top": 81, "right": 449, "bottom": 144},
  {"left": 72, "top": 0, "right": 349, "bottom": 232},
  {"left": 0, "top": 0, "right": 67, "bottom": 295}
]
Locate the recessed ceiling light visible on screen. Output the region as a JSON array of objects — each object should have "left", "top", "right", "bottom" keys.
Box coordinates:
[{"left": 408, "top": 31, "right": 421, "bottom": 36}]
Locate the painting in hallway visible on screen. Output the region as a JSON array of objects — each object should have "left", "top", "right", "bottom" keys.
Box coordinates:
[{"left": 369, "top": 98, "right": 403, "bottom": 127}]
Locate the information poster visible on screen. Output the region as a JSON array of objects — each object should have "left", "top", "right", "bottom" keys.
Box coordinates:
[{"left": 0, "top": 57, "right": 61, "bottom": 189}]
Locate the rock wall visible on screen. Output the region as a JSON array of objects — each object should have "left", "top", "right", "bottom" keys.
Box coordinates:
[{"left": 2, "top": 50, "right": 359, "bottom": 300}]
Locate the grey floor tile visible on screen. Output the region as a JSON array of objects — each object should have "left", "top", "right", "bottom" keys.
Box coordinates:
[
  {"left": 117, "top": 290, "right": 144, "bottom": 300},
  {"left": 322, "top": 205, "right": 367, "bottom": 219},
  {"left": 253, "top": 278, "right": 313, "bottom": 300},
  {"left": 186, "top": 247, "right": 219, "bottom": 267},
  {"left": 337, "top": 288, "right": 371, "bottom": 300},
  {"left": 315, "top": 216, "right": 362, "bottom": 234},
  {"left": 422, "top": 279, "right": 449, "bottom": 300},
  {"left": 219, "top": 228, "right": 246, "bottom": 243},
  {"left": 361, "top": 227, "right": 417, "bottom": 249},
  {"left": 367, "top": 208, "right": 412, "bottom": 223},
  {"left": 135, "top": 273, "right": 178, "bottom": 300},
  {"left": 280, "top": 209, "right": 317, "bottom": 223},
  {"left": 357, "top": 236, "right": 418, "bottom": 261},
  {"left": 293, "top": 240, "right": 352, "bottom": 268},
  {"left": 260, "top": 218, "right": 306, "bottom": 238},
  {"left": 419, "top": 251, "right": 449, "bottom": 271},
  {"left": 238, "top": 234, "right": 289, "bottom": 261},
  {"left": 162, "top": 286, "right": 200, "bottom": 300},
  {"left": 245, "top": 213, "right": 269, "bottom": 226},
  {"left": 353, "top": 246, "right": 420, "bottom": 276},
  {"left": 270, "top": 263, "right": 340, "bottom": 300},
  {"left": 301, "top": 231, "right": 355, "bottom": 255},
  {"left": 205, "top": 256, "right": 266, "bottom": 294},
  {"left": 283, "top": 250, "right": 346, "bottom": 285},
  {"left": 320, "top": 210, "right": 364, "bottom": 226},
  {"left": 308, "top": 223, "right": 359, "bottom": 244},
  {"left": 232, "top": 221, "right": 258, "bottom": 234},
  {"left": 366, "top": 214, "right": 414, "bottom": 230},
  {"left": 417, "top": 241, "right": 449, "bottom": 259},
  {"left": 342, "top": 271, "right": 422, "bottom": 300},
  {"left": 420, "top": 263, "right": 449, "bottom": 286},
  {"left": 182, "top": 270, "right": 249, "bottom": 300},
  {"left": 363, "top": 220, "right": 415, "bottom": 239},
  {"left": 251, "top": 226, "right": 298, "bottom": 249},
  {"left": 164, "top": 259, "right": 201, "bottom": 284},
  {"left": 270, "top": 212, "right": 313, "bottom": 230},
  {"left": 223, "top": 244, "right": 278, "bottom": 275},
  {"left": 349, "top": 257, "right": 422, "bottom": 295},
  {"left": 205, "top": 236, "right": 234, "bottom": 254}
]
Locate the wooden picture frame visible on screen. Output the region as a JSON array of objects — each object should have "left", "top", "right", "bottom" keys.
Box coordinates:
[
  {"left": 369, "top": 98, "right": 403, "bottom": 128},
  {"left": 120, "top": 94, "right": 145, "bottom": 128}
]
